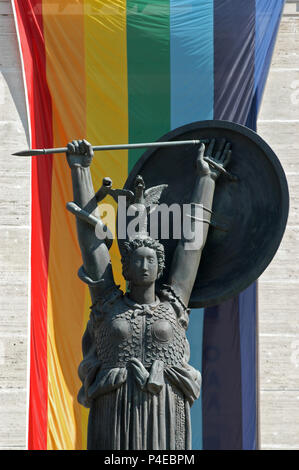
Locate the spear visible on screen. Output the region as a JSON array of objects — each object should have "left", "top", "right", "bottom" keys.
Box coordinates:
[{"left": 12, "top": 139, "right": 208, "bottom": 157}]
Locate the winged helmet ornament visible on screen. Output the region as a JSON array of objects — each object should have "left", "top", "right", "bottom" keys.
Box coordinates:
[{"left": 95, "top": 175, "right": 168, "bottom": 208}]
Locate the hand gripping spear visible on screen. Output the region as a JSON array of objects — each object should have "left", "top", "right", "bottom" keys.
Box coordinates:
[
  {"left": 12, "top": 138, "right": 237, "bottom": 181},
  {"left": 12, "top": 139, "right": 205, "bottom": 156}
]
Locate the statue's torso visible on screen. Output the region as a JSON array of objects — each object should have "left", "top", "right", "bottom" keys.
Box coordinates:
[{"left": 94, "top": 297, "right": 187, "bottom": 370}]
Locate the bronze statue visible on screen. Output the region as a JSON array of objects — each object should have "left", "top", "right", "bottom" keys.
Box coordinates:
[
  {"left": 13, "top": 119, "right": 289, "bottom": 450},
  {"left": 65, "top": 137, "right": 232, "bottom": 450}
]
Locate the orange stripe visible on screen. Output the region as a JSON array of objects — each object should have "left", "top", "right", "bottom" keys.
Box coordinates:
[{"left": 42, "top": 0, "right": 86, "bottom": 449}]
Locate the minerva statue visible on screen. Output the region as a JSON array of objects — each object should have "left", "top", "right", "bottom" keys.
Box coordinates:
[
  {"left": 65, "top": 136, "right": 232, "bottom": 450},
  {"left": 13, "top": 119, "right": 288, "bottom": 450}
]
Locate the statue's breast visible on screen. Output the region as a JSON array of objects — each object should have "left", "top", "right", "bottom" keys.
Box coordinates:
[
  {"left": 94, "top": 304, "right": 140, "bottom": 367},
  {"left": 151, "top": 319, "right": 174, "bottom": 343},
  {"left": 110, "top": 318, "right": 132, "bottom": 344},
  {"left": 144, "top": 303, "right": 186, "bottom": 366}
]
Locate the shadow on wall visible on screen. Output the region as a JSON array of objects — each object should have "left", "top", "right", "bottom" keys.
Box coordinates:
[{"left": 1, "top": 6, "right": 30, "bottom": 144}]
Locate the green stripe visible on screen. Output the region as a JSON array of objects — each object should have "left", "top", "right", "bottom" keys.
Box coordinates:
[{"left": 127, "top": 1, "right": 171, "bottom": 172}]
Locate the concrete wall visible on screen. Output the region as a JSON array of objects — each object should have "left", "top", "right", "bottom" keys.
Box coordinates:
[
  {"left": 0, "top": 0, "right": 298, "bottom": 450},
  {"left": 257, "top": 0, "right": 299, "bottom": 450}
]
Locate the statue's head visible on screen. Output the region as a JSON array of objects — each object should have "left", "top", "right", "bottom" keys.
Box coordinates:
[{"left": 120, "top": 236, "right": 165, "bottom": 286}]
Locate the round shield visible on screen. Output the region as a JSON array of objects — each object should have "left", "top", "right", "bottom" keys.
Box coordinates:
[{"left": 123, "top": 120, "right": 289, "bottom": 308}]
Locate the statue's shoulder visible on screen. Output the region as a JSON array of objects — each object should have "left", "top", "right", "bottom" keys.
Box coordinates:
[
  {"left": 157, "top": 284, "right": 190, "bottom": 330},
  {"left": 89, "top": 285, "right": 125, "bottom": 327}
]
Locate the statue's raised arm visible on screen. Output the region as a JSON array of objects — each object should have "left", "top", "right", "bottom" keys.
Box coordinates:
[
  {"left": 167, "top": 138, "right": 232, "bottom": 308},
  {"left": 66, "top": 139, "right": 117, "bottom": 305}
]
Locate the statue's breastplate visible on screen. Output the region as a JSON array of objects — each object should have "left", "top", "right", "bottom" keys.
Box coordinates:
[{"left": 95, "top": 301, "right": 187, "bottom": 369}]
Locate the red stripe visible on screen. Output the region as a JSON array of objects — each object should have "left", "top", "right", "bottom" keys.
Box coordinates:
[{"left": 13, "top": 0, "right": 53, "bottom": 450}]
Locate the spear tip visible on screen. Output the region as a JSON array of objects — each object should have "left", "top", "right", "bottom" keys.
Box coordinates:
[
  {"left": 11, "top": 150, "right": 27, "bottom": 156},
  {"left": 12, "top": 149, "right": 45, "bottom": 156}
]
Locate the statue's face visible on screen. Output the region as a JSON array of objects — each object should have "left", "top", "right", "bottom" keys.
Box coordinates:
[{"left": 128, "top": 246, "right": 158, "bottom": 285}]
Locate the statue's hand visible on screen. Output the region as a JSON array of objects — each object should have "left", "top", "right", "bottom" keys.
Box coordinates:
[
  {"left": 66, "top": 139, "right": 94, "bottom": 169},
  {"left": 196, "top": 138, "right": 232, "bottom": 181}
]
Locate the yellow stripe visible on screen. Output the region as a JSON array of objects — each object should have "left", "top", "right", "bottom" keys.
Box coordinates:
[
  {"left": 84, "top": 0, "right": 128, "bottom": 292},
  {"left": 43, "top": 0, "right": 86, "bottom": 449}
]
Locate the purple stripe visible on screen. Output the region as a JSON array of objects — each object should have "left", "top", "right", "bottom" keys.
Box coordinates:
[
  {"left": 239, "top": 284, "right": 258, "bottom": 449},
  {"left": 213, "top": 0, "right": 255, "bottom": 124},
  {"left": 201, "top": 0, "right": 256, "bottom": 449},
  {"left": 202, "top": 298, "right": 243, "bottom": 449}
]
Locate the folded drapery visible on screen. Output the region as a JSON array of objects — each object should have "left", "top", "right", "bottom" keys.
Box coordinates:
[{"left": 78, "top": 357, "right": 201, "bottom": 407}]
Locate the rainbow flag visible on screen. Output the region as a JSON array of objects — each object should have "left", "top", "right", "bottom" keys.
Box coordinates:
[{"left": 12, "top": 0, "right": 284, "bottom": 450}]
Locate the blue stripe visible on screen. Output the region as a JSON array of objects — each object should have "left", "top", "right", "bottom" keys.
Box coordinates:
[
  {"left": 186, "top": 309, "right": 204, "bottom": 450},
  {"left": 169, "top": 0, "right": 214, "bottom": 450},
  {"left": 170, "top": 0, "right": 214, "bottom": 128}
]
